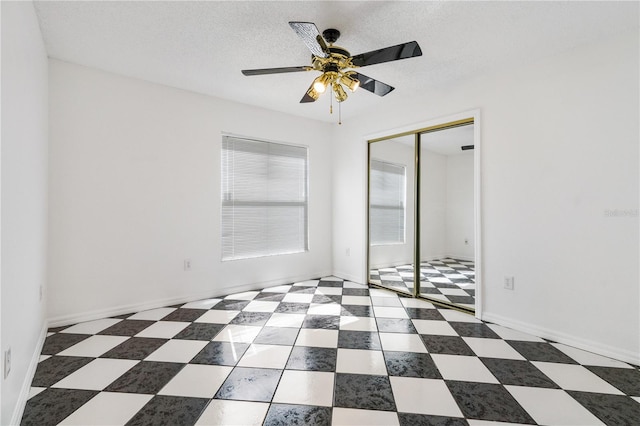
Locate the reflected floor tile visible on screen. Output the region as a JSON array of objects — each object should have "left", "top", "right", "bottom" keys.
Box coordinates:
[
  {"left": 215, "top": 367, "right": 282, "bottom": 402},
  {"left": 390, "top": 377, "right": 463, "bottom": 417},
  {"left": 190, "top": 341, "right": 249, "bottom": 366},
  {"left": 58, "top": 392, "right": 152, "bottom": 425},
  {"left": 273, "top": 370, "right": 334, "bottom": 406},
  {"left": 506, "top": 386, "right": 604, "bottom": 425},
  {"left": 195, "top": 400, "right": 269, "bottom": 425}
]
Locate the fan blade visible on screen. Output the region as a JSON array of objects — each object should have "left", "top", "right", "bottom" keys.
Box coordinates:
[
  {"left": 242, "top": 66, "right": 311, "bottom": 76},
  {"left": 351, "top": 41, "right": 422, "bottom": 67},
  {"left": 300, "top": 83, "right": 318, "bottom": 103},
  {"left": 353, "top": 73, "right": 395, "bottom": 97},
  {"left": 289, "top": 22, "right": 328, "bottom": 58}
]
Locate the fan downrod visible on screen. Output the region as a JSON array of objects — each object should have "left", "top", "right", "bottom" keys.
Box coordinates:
[{"left": 322, "top": 28, "right": 340, "bottom": 44}]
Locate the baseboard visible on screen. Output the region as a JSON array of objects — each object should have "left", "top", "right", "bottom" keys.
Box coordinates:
[
  {"left": 11, "top": 321, "right": 48, "bottom": 425},
  {"left": 482, "top": 312, "right": 640, "bottom": 367},
  {"left": 332, "top": 270, "right": 365, "bottom": 284},
  {"left": 48, "top": 270, "right": 333, "bottom": 328}
]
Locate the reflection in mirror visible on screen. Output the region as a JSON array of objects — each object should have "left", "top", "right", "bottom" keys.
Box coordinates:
[
  {"left": 419, "top": 124, "right": 475, "bottom": 310},
  {"left": 368, "top": 136, "right": 415, "bottom": 295}
]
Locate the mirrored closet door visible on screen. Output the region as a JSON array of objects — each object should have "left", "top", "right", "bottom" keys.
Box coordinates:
[{"left": 367, "top": 119, "right": 477, "bottom": 312}]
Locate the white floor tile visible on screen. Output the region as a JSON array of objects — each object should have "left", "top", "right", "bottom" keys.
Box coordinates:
[
  {"left": 486, "top": 324, "right": 544, "bottom": 342},
  {"left": 195, "top": 400, "right": 269, "bottom": 425},
  {"left": 369, "top": 288, "right": 399, "bottom": 298},
  {"left": 58, "top": 335, "right": 128, "bottom": 357},
  {"left": 339, "top": 316, "right": 378, "bottom": 332},
  {"left": 38, "top": 355, "right": 51, "bottom": 363},
  {"left": 213, "top": 324, "right": 262, "bottom": 344},
  {"left": 336, "top": 348, "right": 387, "bottom": 375},
  {"left": 506, "top": 386, "right": 605, "bottom": 425},
  {"left": 532, "top": 362, "right": 624, "bottom": 394},
  {"left": 463, "top": 337, "right": 526, "bottom": 360},
  {"left": 295, "top": 329, "right": 339, "bottom": 348},
  {"left": 128, "top": 307, "right": 176, "bottom": 321},
  {"left": 431, "top": 354, "right": 499, "bottom": 384},
  {"left": 340, "top": 295, "right": 371, "bottom": 306},
  {"left": 181, "top": 298, "right": 222, "bottom": 309},
  {"left": 273, "top": 370, "right": 334, "bottom": 406},
  {"left": 550, "top": 343, "right": 634, "bottom": 368},
  {"left": 59, "top": 318, "right": 123, "bottom": 335},
  {"left": 633, "top": 396, "right": 640, "bottom": 404},
  {"left": 379, "top": 333, "right": 427, "bottom": 353},
  {"left": 52, "top": 359, "right": 138, "bottom": 390},
  {"left": 159, "top": 364, "right": 233, "bottom": 398},
  {"left": 400, "top": 298, "right": 435, "bottom": 309},
  {"left": 243, "top": 300, "right": 280, "bottom": 312},
  {"left": 224, "top": 291, "right": 259, "bottom": 300},
  {"left": 343, "top": 281, "right": 368, "bottom": 289},
  {"left": 237, "top": 344, "right": 293, "bottom": 369},
  {"left": 282, "top": 293, "right": 315, "bottom": 303},
  {"left": 390, "top": 377, "right": 464, "bottom": 417},
  {"left": 293, "top": 280, "right": 319, "bottom": 287},
  {"left": 265, "top": 313, "right": 305, "bottom": 328},
  {"left": 28, "top": 387, "right": 46, "bottom": 399},
  {"left": 411, "top": 319, "right": 458, "bottom": 336},
  {"left": 332, "top": 408, "right": 399, "bottom": 426},
  {"left": 370, "top": 297, "right": 403, "bottom": 307},
  {"left": 439, "top": 310, "right": 480, "bottom": 323},
  {"left": 145, "top": 340, "right": 208, "bottom": 363},
  {"left": 195, "top": 310, "right": 239, "bottom": 324},
  {"left": 134, "top": 321, "right": 189, "bottom": 338},
  {"left": 308, "top": 303, "right": 342, "bottom": 316},
  {"left": 315, "top": 287, "right": 342, "bottom": 296},
  {"left": 58, "top": 392, "right": 152, "bottom": 425},
  {"left": 373, "top": 306, "right": 409, "bottom": 319}
]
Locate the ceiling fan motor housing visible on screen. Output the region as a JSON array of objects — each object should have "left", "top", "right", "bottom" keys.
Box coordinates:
[{"left": 322, "top": 28, "right": 340, "bottom": 44}]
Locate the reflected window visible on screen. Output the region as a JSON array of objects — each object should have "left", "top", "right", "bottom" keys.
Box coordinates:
[{"left": 370, "top": 159, "right": 406, "bottom": 245}]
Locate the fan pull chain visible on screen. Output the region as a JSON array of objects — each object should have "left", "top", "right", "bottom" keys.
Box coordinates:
[
  {"left": 338, "top": 101, "right": 342, "bottom": 125},
  {"left": 330, "top": 94, "right": 333, "bottom": 115}
]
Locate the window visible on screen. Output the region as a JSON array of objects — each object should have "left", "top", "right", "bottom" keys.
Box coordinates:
[
  {"left": 370, "top": 159, "right": 406, "bottom": 245},
  {"left": 221, "top": 135, "right": 308, "bottom": 260}
]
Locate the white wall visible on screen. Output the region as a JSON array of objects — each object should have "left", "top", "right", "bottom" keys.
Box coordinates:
[
  {"left": 48, "top": 60, "right": 333, "bottom": 325},
  {"left": 368, "top": 139, "right": 414, "bottom": 269},
  {"left": 332, "top": 30, "right": 639, "bottom": 364},
  {"left": 1, "top": 2, "right": 49, "bottom": 423},
  {"left": 445, "top": 151, "right": 474, "bottom": 260}
]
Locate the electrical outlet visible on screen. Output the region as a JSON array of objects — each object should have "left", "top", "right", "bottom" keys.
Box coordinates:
[
  {"left": 184, "top": 259, "right": 192, "bottom": 271},
  {"left": 464, "top": 238, "right": 469, "bottom": 245},
  {"left": 504, "top": 276, "right": 515, "bottom": 290},
  {"left": 4, "top": 348, "right": 11, "bottom": 379}
]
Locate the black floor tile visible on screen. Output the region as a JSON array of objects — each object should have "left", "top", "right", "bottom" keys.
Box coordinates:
[
  {"left": 286, "top": 347, "right": 337, "bottom": 372},
  {"left": 98, "top": 320, "right": 155, "bottom": 336},
  {"left": 507, "top": 341, "right": 579, "bottom": 364},
  {"left": 275, "top": 302, "right": 310, "bottom": 314},
  {"left": 31, "top": 356, "right": 94, "bottom": 387},
  {"left": 41, "top": 333, "right": 89, "bottom": 355},
  {"left": 263, "top": 403, "right": 332, "bottom": 426},
  {"left": 302, "top": 315, "right": 340, "bottom": 330},
  {"left": 312, "top": 294, "right": 342, "bottom": 304},
  {"left": 125, "top": 395, "right": 209, "bottom": 426},
  {"left": 480, "top": 358, "right": 560, "bottom": 388},
  {"left": 404, "top": 308, "right": 445, "bottom": 320},
  {"left": 101, "top": 337, "right": 167, "bottom": 360},
  {"left": 254, "top": 327, "right": 299, "bottom": 346},
  {"left": 190, "top": 341, "right": 249, "bottom": 366},
  {"left": 104, "top": 361, "right": 185, "bottom": 394},
  {"left": 215, "top": 367, "right": 282, "bottom": 402},
  {"left": 568, "top": 391, "right": 640, "bottom": 426},
  {"left": 341, "top": 305, "right": 373, "bottom": 317},
  {"left": 173, "top": 323, "right": 225, "bottom": 341},
  {"left": 420, "top": 335, "right": 475, "bottom": 356},
  {"left": 21, "top": 388, "right": 99, "bottom": 426},
  {"left": 230, "top": 311, "right": 272, "bottom": 326},
  {"left": 449, "top": 322, "right": 500, "bottom": 339},
  {"left": 585, "top": 366, "right": 640, "bottom": 396},
  {"left": 334, "top": 373, "right": 396, "bottom": 411},
  {"left": 161, "top": 308, "right": 207, "bottom": 322},
  {"left": 338, "top": 330, "right": 382, "bottom": 350},
  {"left": 342, "top": 288, "right": 370, "bottom": 296},
  {"left": 384, "top": 351, "right": 442, "bottom": 379},
  {"left": 212, "top": 300, "right": 250, "bottom": 311},
  {"left": 446, "top": 381, "right": 535, "bottom": 424},
  {"left": 376, "top": 318, "right": 417, "bottom": 333},
  {"left": 397, "top": 412, "right": 469, "bottom": 426}
]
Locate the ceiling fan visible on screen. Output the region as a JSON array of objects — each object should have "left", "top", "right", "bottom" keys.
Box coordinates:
[{"left": 241, "top": 22, "right": 423, "bottom": 105}]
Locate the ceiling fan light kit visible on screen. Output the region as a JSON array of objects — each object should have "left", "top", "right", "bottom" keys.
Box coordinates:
[{"left": 241, "top": 21, "right": 423, "bottom": 122}]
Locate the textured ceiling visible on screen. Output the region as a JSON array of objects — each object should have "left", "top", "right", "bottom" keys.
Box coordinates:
[{"left": 34, "top": 1, "right": 639, "bottom": 123}]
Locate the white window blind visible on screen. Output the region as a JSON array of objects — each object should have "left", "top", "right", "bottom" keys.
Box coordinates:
[
  {"left": 221, "top": 135, "right": 308, "bottom": 261},
  {"left": 370, "top": 159, "right": 406, "bottom": 245}
]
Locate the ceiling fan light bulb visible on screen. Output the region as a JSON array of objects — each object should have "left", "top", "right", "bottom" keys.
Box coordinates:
[{"left": 341, "top": 74, "right": 360, "bottom": 92}]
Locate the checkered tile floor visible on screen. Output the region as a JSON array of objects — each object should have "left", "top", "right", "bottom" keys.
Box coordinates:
[
  {"left": 22, "top": 277, "right": 639, "bottom": 425},
  {"left": 370, "top": 258, "right": 476, "bottom": 310}
]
